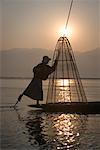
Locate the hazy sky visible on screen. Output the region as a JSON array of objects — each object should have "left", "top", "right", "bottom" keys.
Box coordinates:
[{"left": 0, "top": 0, "right": 100, "bottom": 51}]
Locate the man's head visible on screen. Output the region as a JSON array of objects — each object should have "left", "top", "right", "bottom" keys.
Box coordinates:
[{"left": 42, "top": 56, "right": 51, "bottom": 64}]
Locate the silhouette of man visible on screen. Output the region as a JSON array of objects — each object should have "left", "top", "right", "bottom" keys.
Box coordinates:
[{"left": 18, "top": 55, "right": 59, "bottom": 105}]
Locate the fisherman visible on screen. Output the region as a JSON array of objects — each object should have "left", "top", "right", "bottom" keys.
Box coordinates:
[{"left": 17, "top": 53, "right": 59, "bottom": 105}]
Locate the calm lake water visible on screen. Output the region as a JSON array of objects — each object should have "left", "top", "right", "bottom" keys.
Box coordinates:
[{"left": 0, "top": 79, "right": 100, "bottom": 150}]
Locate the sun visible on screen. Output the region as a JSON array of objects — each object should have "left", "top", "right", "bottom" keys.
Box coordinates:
[{"left": 59, "top": 26, "right": 73, "bottom": 37}]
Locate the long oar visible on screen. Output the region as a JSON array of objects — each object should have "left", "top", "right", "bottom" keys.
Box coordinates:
[
  {"left": 0, "top": 94, "right": 23, "bottom": 109},
  {"left": 14, "top": 94, "right": 23, "bottom": 107}
]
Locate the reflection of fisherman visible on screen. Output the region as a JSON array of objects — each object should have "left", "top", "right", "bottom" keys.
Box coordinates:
[
  {"left": 25, "top": 111, "right": 46, "bottom": 146},
  {"left": 18, "top": 54, "right": 59, "bottom": 105}
]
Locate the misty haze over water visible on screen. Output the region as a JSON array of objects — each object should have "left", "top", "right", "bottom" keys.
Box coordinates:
[{"left": 0, "top": 47, "right": 100, "bottom": 79}]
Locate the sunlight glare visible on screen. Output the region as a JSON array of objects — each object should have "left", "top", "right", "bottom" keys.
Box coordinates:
[
  {"left": 57, "top": 79, "right": 73, "bottom": 87},
  {"left": 59, "top": 26, "right": 73, "bottom": 37},
  {"left": 56, "top": 79, "right": 74, "bottom": 102}
]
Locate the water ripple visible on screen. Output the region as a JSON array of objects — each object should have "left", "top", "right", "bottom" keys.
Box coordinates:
[{"left": 21, "top": 110, "right": 87, "bottom": 150}]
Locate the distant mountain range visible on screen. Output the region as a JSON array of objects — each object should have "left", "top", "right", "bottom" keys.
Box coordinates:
[{"left": 0, "top": 47, "right": 100, "bottom": 78}]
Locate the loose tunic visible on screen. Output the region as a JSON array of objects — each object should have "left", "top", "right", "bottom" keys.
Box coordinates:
[
  {"left": 23, "top": 78, "right": 43, "bottom": 100},
  {"left": 23, "top": 62, "right": 57, "bottom": 100}
]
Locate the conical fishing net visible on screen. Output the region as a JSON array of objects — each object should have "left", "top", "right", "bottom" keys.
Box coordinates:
[{"left": 46, "top": 37, "right": 87, "bottom": 103}]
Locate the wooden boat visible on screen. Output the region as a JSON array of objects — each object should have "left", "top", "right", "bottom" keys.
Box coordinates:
[{"left": 28, "top": 102, "right": 100, "bottom": 114}]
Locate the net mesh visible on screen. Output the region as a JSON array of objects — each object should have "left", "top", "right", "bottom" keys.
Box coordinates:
[{"left": 46, "top": 37, "right": 87, "bottom": 103}]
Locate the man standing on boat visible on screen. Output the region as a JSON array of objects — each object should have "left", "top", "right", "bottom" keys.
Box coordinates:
[{"left": 17, "top": 53, "right": 59, "bottom": 105}]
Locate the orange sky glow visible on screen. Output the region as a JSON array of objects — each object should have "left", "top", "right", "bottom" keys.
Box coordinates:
[{"left": 0, "top": 0, "right": 100, "bottom": 52}]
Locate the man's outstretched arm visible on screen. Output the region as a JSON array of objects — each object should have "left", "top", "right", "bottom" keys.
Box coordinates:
[{"left": 51, "top": 51, "right": 60, "bottom": 72}]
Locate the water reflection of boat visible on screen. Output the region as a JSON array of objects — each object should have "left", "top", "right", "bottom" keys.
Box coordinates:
[{"left": 24, "top": 110, "right": 87, "bottom": 149}]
